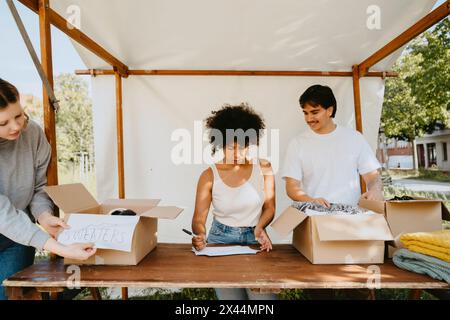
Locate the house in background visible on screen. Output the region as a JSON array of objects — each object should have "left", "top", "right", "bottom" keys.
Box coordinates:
[
  {"left": 415, "top": 129, "right": 450, "bottom": 170},
  {"left": 377, "top": 133, "right": 414, "bottom": 169}
]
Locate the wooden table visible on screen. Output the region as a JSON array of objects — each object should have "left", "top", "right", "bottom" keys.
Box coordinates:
[{"left": 4, "top": 244, "right": 449, "bottom": 300}]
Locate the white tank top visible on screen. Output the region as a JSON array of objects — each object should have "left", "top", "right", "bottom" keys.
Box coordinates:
[{"left": 210, "top": 161, "right": 265, "bottom": 227}]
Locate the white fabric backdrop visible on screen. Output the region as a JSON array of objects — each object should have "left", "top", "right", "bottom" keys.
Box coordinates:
[
  {"left": 90, "top": 76, "right": 384, "bottom": 243},
  {"left": 49, "top": 0, "right": 436, "bottom": 242}
]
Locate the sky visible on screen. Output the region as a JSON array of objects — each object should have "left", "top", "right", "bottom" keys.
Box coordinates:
[
  {"left": 0, "top": 0, "right": 446, "bottom": 98},
  {"left": 0, "top": 1, "right": 86, "bottom": 98}
]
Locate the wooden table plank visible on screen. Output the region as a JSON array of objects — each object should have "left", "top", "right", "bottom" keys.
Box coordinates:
[{"left": 4, "top": 244, "right": 449, "bottom": 290}]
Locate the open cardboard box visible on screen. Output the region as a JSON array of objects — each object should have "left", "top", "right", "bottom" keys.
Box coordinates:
[
  {"left": 271, "top": 206, "right": 393, "bottom": 264},
  {"left": 45, "top": 183, "right": 184, "bottom": 265},
  {"left": 359, "top": 197, "right": 450, "bottom": 257}
]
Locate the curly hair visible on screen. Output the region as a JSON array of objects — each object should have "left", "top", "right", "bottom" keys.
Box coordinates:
[{"left": 205, "top": 103, "right": 265, "bottom": 155}]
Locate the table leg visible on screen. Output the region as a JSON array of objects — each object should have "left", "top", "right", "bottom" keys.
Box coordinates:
[
  {"left": 90, "top": 288, "right": 102, "bottom": 300},
  {"left": 121, "top": 287, "right": 128, "bottom": 300},
  {"left": 409, "top": 289, "right": 422, "bottom": 300}
]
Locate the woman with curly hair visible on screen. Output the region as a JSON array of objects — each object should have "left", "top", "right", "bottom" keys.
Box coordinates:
[{"left": 191, "top": 103, "right": 276, "bottom": 300}]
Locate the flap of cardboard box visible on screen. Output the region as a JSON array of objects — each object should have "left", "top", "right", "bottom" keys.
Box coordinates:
[
  {"left": 358, "top": 198, "right": 385, "bottom": 214},
  {"left": 314, "top": 213, "right": 393, "bottom": 241},
  {"left": 270, "top": 206, "right": 308, "bottom": 238},
  {"left": 359, "top": 197, "right": 447, "bottom": 216},
  {"left": 45, "top": 183, "right": 99, "bottom": 213},
  {"left": 140, "top": 206, "right": 184, "bottom": 219}
]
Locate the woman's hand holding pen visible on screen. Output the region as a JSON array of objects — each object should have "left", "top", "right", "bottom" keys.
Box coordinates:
[
  {"left": 192, "top": 233, "right": 207, "bottom": 251},
  {"left": 183, "top": 228, "right": 207, "bottom": 251}
]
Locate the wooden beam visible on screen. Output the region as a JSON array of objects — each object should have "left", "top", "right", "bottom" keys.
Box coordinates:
[
  {"left": 18, "top": 0, "right": 128, "bottom": 77},
  {"left": 359, "top": 1, "right": 450, "bottom": 76},
  {"left": 75, "top": 69, "right": 398, "bottom": 77},
  {"left": 114, "top": 72, "right": 125, "bottom": 199},
  {"left": 39, "top": 0, "right": 58, "bottom": 188}
]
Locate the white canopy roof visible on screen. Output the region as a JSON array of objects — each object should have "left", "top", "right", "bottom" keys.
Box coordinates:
[{"left": 51, "top": 0, "right": 435, "bottom": 71}]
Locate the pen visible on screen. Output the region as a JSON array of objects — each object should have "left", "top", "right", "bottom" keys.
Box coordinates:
[
  {"left": 183, "top": 228, "right": 207, "bottom": 246},
  {"left": 182, "top": 228, "right": 194, "bottom": 236}
]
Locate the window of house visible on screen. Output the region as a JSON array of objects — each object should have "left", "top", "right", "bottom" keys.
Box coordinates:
[{"left": 443, "top": 142, "right": 448, "bottom": 161}]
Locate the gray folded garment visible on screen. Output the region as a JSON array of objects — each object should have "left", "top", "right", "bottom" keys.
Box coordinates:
[
  {"left": 291, "top": 201, "right": 364, "bottom": 215},
  {"left": 393, "top": 248, "right": 450, "bottom": 284}
]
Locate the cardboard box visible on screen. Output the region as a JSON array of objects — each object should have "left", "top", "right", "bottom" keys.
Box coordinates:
[
  {"left": 271, "top": 206, "right": 393, "bottom": 264},
  {"left": 359, "top": 198, "right": 450, "bottom": 257},
  {"left": 45, "top": 183, "right": 183, "bottom": 265}
]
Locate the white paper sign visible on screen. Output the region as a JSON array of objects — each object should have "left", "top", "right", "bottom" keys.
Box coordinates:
[
  {"left": 192, "top": 245, "right": 260, "bottom": 257},
  {"left": 57, "top": 214, "right": 140, "bottom": 252}
]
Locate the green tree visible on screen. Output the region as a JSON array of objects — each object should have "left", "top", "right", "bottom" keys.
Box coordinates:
[
  {"left": 406, "top": 18, "right": 450, "bottom": 124},
  {"left": 54, "top": 73, "right": 94, "bottom": 169},
  {"left": 381, "top": 18, "right": 450, "bottom": 168},
  {"left": 382, "top": 54, "right": 426, "bottom": 142}
]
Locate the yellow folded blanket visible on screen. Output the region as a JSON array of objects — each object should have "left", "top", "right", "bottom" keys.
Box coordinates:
[{"left": 400, "top": 230, "right": 450, "bottom": 263}]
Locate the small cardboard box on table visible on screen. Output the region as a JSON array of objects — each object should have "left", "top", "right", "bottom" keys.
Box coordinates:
[
  {"left": 271, "top": 205, "right": 393, "bottom": 264},
  {"left": 359, "top": 197, "right": 450, "bottom": 257},
  {"left": 45, "top": 183, "right": 183, "bottom": 265}
]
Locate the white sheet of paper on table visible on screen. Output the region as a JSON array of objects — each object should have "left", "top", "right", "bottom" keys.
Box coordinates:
[
  {"left": 57, "top": 214, "right": 140, "bottom": 252},
  {"left": 192, "top": 245, "right": 260, "bottom": 256}
]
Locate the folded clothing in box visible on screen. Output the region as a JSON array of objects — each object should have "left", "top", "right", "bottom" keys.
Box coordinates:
[{"left": 292, "top": 201, "right": 365, "bottom": 215}]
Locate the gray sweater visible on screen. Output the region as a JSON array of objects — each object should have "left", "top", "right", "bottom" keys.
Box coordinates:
[{"left": 0, "top": 120, "right": 53, "bottom": 249}]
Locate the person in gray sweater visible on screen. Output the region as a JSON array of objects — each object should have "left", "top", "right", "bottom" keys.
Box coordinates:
[{"left": 0, "top": 79, "right": 96, "bottom": 300}]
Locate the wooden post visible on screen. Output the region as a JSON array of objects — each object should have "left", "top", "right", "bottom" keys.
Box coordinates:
[
  {"left": 38, "top": 0, "right": 58, "bottom": 187},
  {"left": 115, "top": 71, "right": 128, "bottom": 300},
  {"left": 352, "top": 65, "right": 363, "bottom": 134},
  {"left": 352, "top": 65, "right": 367, "bottom": 193},
  {"left": 115, "top": 71, "right": 125, "bottom": 199},
  {"left": 38, "top": 0, "right": 59, "bottom": 231}
]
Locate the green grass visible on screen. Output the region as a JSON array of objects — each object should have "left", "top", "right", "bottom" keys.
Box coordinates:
[
  {"left": 413, "top": 169, "right": 450, "bottom": 183},
  {"left": 388, "top": 169, "right": 450, "bottom": 183}
]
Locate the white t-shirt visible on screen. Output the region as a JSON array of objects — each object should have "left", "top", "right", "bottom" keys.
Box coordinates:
[{"left": 281, "top": 125, "right": 380, "bottom": 206}]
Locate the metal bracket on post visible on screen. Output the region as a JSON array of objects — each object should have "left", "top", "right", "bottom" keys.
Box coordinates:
[{"left": 6, "top": 0, "right": 60, "bottom": 112}]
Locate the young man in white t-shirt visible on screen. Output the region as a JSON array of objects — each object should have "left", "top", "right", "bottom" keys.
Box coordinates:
[{"left": 282, "top": 84, "right": 383, "bottom": 207}]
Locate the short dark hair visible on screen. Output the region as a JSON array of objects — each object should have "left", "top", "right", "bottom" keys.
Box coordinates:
[
  {"left": 299, "top": 85, "right": 337, "bottom": 118},
  {"left": 0, "top": 78, "right": 19, "bottom": 109},
  {"left": 205, "top": 103, "right": 265, "bottom": 155}
]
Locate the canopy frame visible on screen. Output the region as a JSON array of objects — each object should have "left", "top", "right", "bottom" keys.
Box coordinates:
[{"left": 15, "top": 0, "right": 449, "bottom": 211}]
